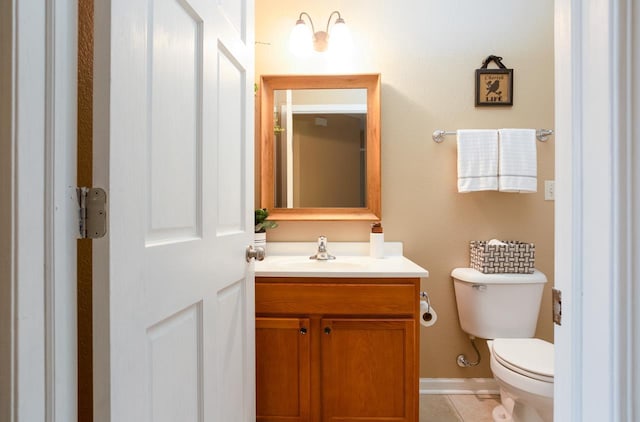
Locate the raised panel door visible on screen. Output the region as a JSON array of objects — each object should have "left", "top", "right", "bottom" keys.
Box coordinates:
[
  {"left": 92, "top": 0, "right": 255, "bottom": 420},
  {"left": 320, "top": 318, "right": 417, "bottom": 422},
  {"left": 256, "top": 317, "right": 311, "bottom": 422}
]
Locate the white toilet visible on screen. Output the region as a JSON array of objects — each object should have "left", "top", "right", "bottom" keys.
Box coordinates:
[{"left": 451, "top": 268, "right": 554, "bottom": 422}]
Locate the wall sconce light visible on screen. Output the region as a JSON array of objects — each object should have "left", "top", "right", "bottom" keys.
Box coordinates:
[{"left": 289, "top": 11, "right": 353, "bottom": 57}]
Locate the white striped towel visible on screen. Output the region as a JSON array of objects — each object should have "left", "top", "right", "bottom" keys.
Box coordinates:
[
  {"left": 498, "top": 129, "right": 537, "bottom": 193},
  {"left": 457, "top": 129, "right": 499, "bottom": 192}
]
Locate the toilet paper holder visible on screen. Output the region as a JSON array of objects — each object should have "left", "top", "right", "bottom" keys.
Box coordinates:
[
  {"left": 419, "top": 291, "right": 434, "bottom": 323},
  {"left": 419, "top": 291, "right": 430, "bottom": 310}
]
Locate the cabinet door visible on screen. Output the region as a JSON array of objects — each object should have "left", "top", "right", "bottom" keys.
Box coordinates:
[
  {"left": 256, "top": 317, "right": 311, "bottom": 422},
  {"left": 321, "top": 319, "right": 416, "bottom": 422}
]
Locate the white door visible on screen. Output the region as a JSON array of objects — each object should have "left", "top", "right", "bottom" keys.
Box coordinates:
[{"left": 92, "top": 0, "right": 255, "bottom": 421}]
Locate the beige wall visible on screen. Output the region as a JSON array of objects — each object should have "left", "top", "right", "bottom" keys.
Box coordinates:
[{"left": 256, "top": 0, "right": 555, "bottom": 378}]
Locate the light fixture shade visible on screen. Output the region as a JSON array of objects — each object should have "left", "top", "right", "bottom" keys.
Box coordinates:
[
  {"left": 289, "top": 20, "right": 313, "bottom": 57},
  {"left": 327, "top": 19, "right": 353, "bottom": 56}
]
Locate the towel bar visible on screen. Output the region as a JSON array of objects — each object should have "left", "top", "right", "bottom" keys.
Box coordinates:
[{"left": 432, "top": 129, "right": 554, "bottom": 143}]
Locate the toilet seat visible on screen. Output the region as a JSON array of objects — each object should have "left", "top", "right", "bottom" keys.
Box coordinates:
[
  {"left": 488, "top": 339, "right": 554, "bottom": 421},
  {"left": 489, "top": 338, "right": 554, "bottom": 399},
  {"left": 492, "top": 338, "right": 554, "bottom": 383}
]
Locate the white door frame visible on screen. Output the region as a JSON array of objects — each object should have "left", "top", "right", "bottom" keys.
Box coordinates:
[
  {"left": 554, "top": 0, "right": 638, "bottom": 420},
  {"left": 0, "top": 0, "right": 78, "bottom": 421}
]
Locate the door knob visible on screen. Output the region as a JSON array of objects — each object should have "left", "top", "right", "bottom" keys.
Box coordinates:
[
  {"left": 324, "top": 327, "right": 331, "bottom": 335},
  {"left": 300, "top": 327, "right": 308, "bottom": 335},
  {"left": 246, "top": 245, "right": 265, "bottom": 262}
]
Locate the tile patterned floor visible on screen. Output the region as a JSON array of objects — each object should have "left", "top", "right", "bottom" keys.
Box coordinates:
[{"left": 420, "top": 394, "right": 501, "bottom": 422}]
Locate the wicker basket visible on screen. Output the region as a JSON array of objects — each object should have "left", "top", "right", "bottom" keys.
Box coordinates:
[{"left": 469, "top": 240, "right": 535, "bottom": 274}]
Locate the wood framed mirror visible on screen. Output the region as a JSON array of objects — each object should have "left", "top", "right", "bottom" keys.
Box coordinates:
[{"left": 259, "top": 74, "right": 381, "bottom": 221}]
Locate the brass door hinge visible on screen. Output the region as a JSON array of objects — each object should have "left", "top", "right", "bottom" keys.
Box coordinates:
[{"left": 552, "top": 288, "right": 562, "bottom": 326}]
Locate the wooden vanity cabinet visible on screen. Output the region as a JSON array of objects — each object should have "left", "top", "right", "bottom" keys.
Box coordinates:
[{"left": 255, "top": 277, "right": 420, "bottom": 422}]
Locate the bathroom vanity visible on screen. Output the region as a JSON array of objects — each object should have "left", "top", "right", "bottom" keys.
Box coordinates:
[{"left": 254, "top": 243, "right": 428, "bottom": 422}]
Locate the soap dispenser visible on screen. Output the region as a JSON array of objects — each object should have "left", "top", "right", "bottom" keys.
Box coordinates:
[{"left": 369, "top": 222, "right": 384, "bottom": 258}]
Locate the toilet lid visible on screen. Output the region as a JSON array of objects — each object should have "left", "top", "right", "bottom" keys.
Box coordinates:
[{"left": 492, "top": 338, "right": 554, "bottom": 383}]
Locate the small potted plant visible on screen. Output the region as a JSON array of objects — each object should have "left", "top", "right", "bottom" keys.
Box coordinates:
[{"left": 254, "top": 208, "right": 278, "bottom": 252}]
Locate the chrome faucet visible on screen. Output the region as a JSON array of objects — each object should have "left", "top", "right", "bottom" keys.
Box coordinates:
[{"left": 309, "top": 235, "right": 336, "bottom": 260}]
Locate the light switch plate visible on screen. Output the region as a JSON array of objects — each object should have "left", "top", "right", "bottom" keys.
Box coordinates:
[{"left": 544, "top": 180, "right": 555, "bottom": 201}]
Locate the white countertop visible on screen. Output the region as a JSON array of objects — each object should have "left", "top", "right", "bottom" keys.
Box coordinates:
[{"left": 254, "top": 242, "right": 429, "bottom": 278}]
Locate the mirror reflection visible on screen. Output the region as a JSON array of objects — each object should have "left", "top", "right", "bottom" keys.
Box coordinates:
[{"left": 272, "top": 88, "right": 367, "bottom": 208}]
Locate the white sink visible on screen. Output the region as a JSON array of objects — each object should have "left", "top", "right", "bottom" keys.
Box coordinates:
[
  {"left": 263, "top": 256, "right": 370, "bottom": 271},
  {"left": 254, "top": 243, "right": 429, "bottom": 278}
]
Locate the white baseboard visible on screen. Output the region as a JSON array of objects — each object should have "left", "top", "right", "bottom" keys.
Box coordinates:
[{"left": 420, "top": 378, "right": 499, "bottom": 395}]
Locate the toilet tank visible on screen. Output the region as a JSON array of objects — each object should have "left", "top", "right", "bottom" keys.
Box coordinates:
[{"left": 451, "top": 268, "right": 547, "bottom": 339}]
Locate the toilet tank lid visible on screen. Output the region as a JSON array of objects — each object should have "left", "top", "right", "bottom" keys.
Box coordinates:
[{"left": 451, "top": 268, "right": 547, "bottom": 284}]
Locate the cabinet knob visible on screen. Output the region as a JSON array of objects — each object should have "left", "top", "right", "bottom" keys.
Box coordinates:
[
  {"left": 324, "top": 327, "right": 331, "bottom": 335},
  {"left": 300, "top": 327, "right": 307, "bottom": 335}
]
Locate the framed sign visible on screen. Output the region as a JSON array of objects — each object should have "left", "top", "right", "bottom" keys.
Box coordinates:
[{"left": 475, "top": 55, "right": 513, "bottom": 106}]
